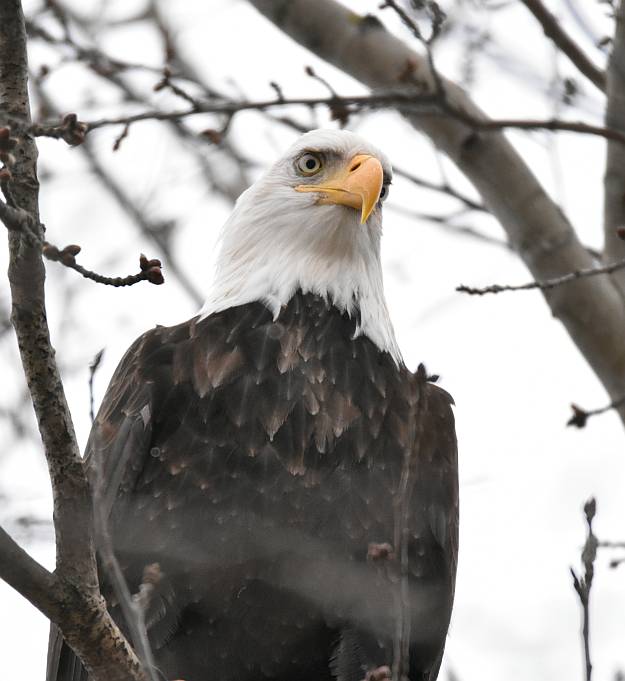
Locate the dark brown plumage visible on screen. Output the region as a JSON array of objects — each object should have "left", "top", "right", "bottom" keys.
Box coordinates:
[{"left": 47, "top": 291, "right": 458, "bottom": 681}]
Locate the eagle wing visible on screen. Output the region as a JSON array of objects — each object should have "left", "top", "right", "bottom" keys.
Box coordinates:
[
  {"left": 46, "top": 296, "right": 459, "bottom": 681},
  {"left": 412, "top": 380, "right": 458, "bottom": 679}
]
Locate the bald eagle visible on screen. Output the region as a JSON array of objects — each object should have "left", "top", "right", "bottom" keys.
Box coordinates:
[{"left": 47, "top": 130, "right": 458, "bottom": 681}]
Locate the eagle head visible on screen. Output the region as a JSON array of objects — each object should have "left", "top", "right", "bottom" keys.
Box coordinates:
[{"left": 201, "top": 129, "right": 401, "bottom": 363}]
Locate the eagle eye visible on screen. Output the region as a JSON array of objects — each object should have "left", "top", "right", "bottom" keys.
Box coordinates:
[
  {"left": 379, "top": 184, "right": 390, "bottom": 202},
  {"left": 296, "top": 152, "right": 323, "bottom": 176}
]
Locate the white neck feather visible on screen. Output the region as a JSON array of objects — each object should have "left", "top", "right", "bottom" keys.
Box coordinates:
[{"left": 200, "top": 143, "right": 402, "bottom": 365}]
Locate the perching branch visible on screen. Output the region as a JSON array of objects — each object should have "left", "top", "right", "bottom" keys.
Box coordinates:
[
  {"left": 570, "top": 498, "right": 598, "bottom": 681},
  {"left": 456, "top": 257, "right": 625, "bottom": 296},
  {"left": 520, "top": 0, "right": 605, "bottom": 92},
  {"left": 0, "top": 2, "right": 147, "bottom": 679}
]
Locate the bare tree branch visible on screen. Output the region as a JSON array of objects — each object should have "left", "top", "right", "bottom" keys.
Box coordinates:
[
  {"left": 445, "top": 113, "right": 625, "bottom": 146},
  {"left": 598, "top": 539, "right": 625, "bottom": 549},
  {"left": 0, "top": 3, "right": 146, "bottom": 679},
  {"left": 246, "top": 0, "right": 625, "bottom": 426},
  {"left": 43, "top": 245, "right": 165, "bottom": 288},
  {"left": 567, "top": 395, "right": 625, "bottom": 428},
  {"left": 0, "top": 192, "right": 165, "bottom": 288},
  {"left": 0, "top": 525, "right": 60, "bottom": 617},
  {"left": 520, "top": 0, "right": 605, "bottom": 92},
  {"left": 456, "top": 256, "right": 625, "bottom": 295},
  {"left": 570, "top": 498, "right": 598, "bottom": 681}
]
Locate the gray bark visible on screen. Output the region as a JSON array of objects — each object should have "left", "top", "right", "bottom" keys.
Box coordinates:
[
  {"left": 0, "top": 2, "right": 146, "bottom": 679},
  {"left": 604, "top": 3, "right": 625, "bottom": 294}
]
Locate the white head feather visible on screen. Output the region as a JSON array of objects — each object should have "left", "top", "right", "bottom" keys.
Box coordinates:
[{"left": 200, "top": 129, "right": 402, "bottom": 364}]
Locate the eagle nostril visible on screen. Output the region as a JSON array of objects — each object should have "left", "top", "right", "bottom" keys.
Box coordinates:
[{"left": 349, "top": 161, "right": 362, "bottom": 173}]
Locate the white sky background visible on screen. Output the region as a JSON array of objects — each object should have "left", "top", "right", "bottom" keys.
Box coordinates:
[{"left": 1, "top": 0, "right": 624, "bottom": 679}]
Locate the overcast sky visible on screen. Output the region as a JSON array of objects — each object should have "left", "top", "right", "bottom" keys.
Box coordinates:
[{"left": 1, "top": 1, "right": 624, "bottom": 680}]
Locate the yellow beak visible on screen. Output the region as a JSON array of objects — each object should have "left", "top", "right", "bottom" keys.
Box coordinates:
[{"left": 295, "top": 154, "right": 384, "bottom": 224}]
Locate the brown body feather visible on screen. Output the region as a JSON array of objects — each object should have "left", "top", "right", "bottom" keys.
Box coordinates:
[{"left": 47, "top": 291, "right": 458, "bottom": 681}]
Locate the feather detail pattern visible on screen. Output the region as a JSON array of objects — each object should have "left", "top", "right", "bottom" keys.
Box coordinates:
[{"left": 47, "top": 291, "right": 458, "bottom": 681}]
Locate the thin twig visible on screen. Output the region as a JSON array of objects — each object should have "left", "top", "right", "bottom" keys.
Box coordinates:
[
  {"left": 394, "top": 166, "right": 487, "bottom": 212},
  {"left": 43, "top": 244, "right": 165, "bottom": 288},
  {"left": 0, "top": 172, "right": 166, "bottom": 290},
  {"left": 380, "top": 0, "right": 445, "bottom": 45},
  {"left": 570, "top": 498, "right": 597, "bottom": 681},
  {"left": 78, "top": 140, "right": 203, "bottom": 305},
  {"left": 598, "top": 540, "right": 625, "bottom": 549},
  {"left": 305, "top": 65, "right": 338, "bottom": 97},
  {"left": 88, "top": 349, "right": 104, "bottom": 424},
  {"left": 567, "top": 394, "right": 625, "bottom": 428},
  {"left": 153, "top": 66, "right": 202, "bottom": 109},
  {"left": 457, "top": 257, "right": 625, "bottom": 295},
  {"left": 112, "top": 123, "right": 130, "bottom": 152},
  {"left": 25, "top": 18, "right": 166, "bottom": 77},
  {"left": 380, "top": 0, "right": 424, "bottom": 41},
  {"left": 387, "top": 203, "right": 509, "bottom": 250}
]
